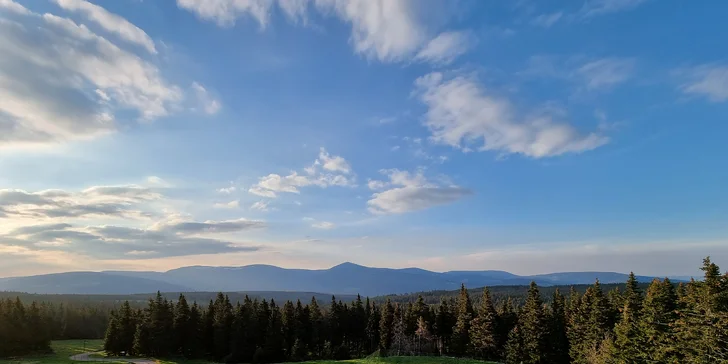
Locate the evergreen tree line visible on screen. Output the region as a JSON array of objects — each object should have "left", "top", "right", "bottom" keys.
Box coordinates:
[
  {"left": 0, "top": 298, "right": 111, "bottom": 357},
  {"left": 101, "top": 257, "right": 728, "bottom": 363}
]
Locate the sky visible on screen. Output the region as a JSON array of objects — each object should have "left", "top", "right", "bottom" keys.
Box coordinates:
[{"left": 0, "top": 0, "right": 727, "bottom": 278}]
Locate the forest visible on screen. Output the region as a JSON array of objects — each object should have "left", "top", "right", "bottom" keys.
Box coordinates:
[{"left": 2, "top": 257, "right": 727, "bottom": 363}]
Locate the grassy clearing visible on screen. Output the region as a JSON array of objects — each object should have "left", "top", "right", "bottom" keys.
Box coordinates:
[
  {"left": 0, "top": 339, "right": 125, "bottom": 364},
  {"left": 294, "top": 358, "right": 497, "bottom": 364},
  {"left": 1, "top": 341, "right": 496, "bottom": 364}
]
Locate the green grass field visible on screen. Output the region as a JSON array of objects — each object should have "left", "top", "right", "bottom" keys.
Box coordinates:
[
  {"left": 0, "top": 340, "right": 123, "bottom": 364},
  {"left": 0, "top": 341, "right": 497, "bottom": 364}
]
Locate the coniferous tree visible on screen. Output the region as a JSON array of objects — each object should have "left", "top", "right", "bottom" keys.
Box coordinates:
[
  {"left": 434, "top": 298, "right": 455, "bottom": 354},
  {"left": 674, "top": 257, "right": 728, "bottom": 363},
  {"left": 379, "top": 299, "right": 394, "bottom": 353},
  {"left": 520, "top": 282, "right": 548, "bottom": 364},
  {"left": 264, "top": 301, "right": 285, "bottom": 363},
  {"left": 613, "top": 273, "right": 643, "bottom": 363},
  {"left": 415, "top": 316, "right": 432, "bottom": 354},
  {"left": 366, "top": 302, "right": 381, "bottom": 354},
  {"left": 505, "top": 325, "right": 527, "bottom": 364},
  {"left": 639, "top": 278, "right": 679, "bottom": 363},
  {"left": 469, "top": 287, "right": 499, "bottom": 360},
  {"left": 308, "top": 297, "right": 324, "bottom": 358},
  {"left": 497, "top": 297, "right": 518, "bottom": 358},
  {"left": 281, "top": 300, "right": 296, "bottom": 358},
  {"left": 451, "top": 284, "right": 474, "bottom": 355},
  {"left": 549, "top": 288, "right": 570, "bottom": 364}
]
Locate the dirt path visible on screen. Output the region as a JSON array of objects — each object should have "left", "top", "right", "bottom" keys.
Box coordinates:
[{"left": 70, "top": 351, "right": 156, "bottom": 364}]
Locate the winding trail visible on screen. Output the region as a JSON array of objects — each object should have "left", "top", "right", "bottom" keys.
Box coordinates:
[{"left": 70, "top": 351, "right": 156, "bottom": 364}]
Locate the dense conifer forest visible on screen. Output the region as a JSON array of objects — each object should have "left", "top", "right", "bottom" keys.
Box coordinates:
[{"left": 2, "top": 257, "right": 727, "bottom": 363}]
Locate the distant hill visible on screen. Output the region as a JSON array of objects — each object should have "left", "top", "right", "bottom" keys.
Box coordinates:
[
  {"left": 0, "top": 272, "right": 189, "bottom": 294},
  {"left": 0, "top": 262, "right": 673, "bottom": 296}
]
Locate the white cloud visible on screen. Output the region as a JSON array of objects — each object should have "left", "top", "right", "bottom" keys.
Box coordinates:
[
  {"left": 176, "top": 0, "right": 469, "bottom": 64},
  {"left": 576, "top": 58, "right": 635, "bottom": 90},
  {"left": 311, "top": 221, "right": 335, "bottom": 229},
  {"left": 367, "top": 179, "right": 388, "bottom": 191},
  {"left": 317, "top": 147, "right": 351, "bottom": 174},
  {"left": 191, "top": 82, "right": 222, "bottom": 115},
  {"left": 52, "top": 0, "right": 157, "bottom": 54},
  {"left": 678, "top": 64, "right": 728, "bottom": 102},
  {"left": 249, "top": 148, "right": 355, "bottom": 198},
  {"left": 414, "top": 72, "right": 609, "bottom": 158},
  {"left": 214, "top": 200, "right": 240, "bottom": 209},
  {"left": 531, "top": 12, "right": 563, "bottom": 28},
  {"left": 217, "top": 185, "right": 237, "bottom": 194},
  {"left": 367, "top": 169, "right": 471, "bottom": 214},
  {"left": 580, "top": 0, "right": 649, "bottom": 18},
  {"left": 0, "top": 185, "right": 160, "bottom": 220},
  {"left": 146, "top": 176, "right": 173, "bottom": 187},
  {"left": 415, "top": 31, "right": 473, "bottom": 65},
  {"left": 1, "top": 218, "right": 263, "bottom": 259},
  {"left": 176, "top": 0, "right": 273, "bottom": 28},
  {"left": 0, "top": 7, "right": 182, "bottom": 149},
  {"left": 250, "top": 200, "right": 270, "bottom": 211},
  {"left": 0, "top": 0, "right": 30, "bottom": 15}
]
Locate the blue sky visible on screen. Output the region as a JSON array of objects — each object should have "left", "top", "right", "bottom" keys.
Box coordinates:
[{"left": 1, "top": 0, "right": 727, "bottom": 278}]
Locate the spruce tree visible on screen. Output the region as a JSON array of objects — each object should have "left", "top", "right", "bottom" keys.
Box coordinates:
[
  {"left": 505, "top": 325, "right": 526, "bottom": 364},
  {"left": 451, "top": 284, "right": 474, "bottom": 355},
  {"left": 548, "top": 288, "right": 570, "bottom": 364},
  {"left": 366, "top": 302, "right": 381, "bottom": 353},
  {"left": 613, "top": 273, "right": 644, "bottom": 363},
  {"left": 497, "top": 297, "right": 518, "bottom": 358},
  {"left": 308, "top": 297, "right": 324, "bottom": 358},
  {"left": 520, "top": 282, "right": 548, "bottom": 364},
  {"left": 379, "top": 299, "right": 394, "bottom": 353},
  {"left": 434, "top": 298, "right": 454, "bottom": 354},
  {"left": 281, "top": 300, "right": 296, "bottom": 358},
  {"left": 469, "top": 287, "right": 499, "bottom": 360},
  {"left": 639, "top": 278, "right": 679, "bottom": 363}
]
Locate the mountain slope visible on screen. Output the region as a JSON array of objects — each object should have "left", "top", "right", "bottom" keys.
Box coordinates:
[
  {"left": 1, "top": 263, "right": 671, "bottom": 296},
  {"left": 0, "top": 272, "right": 190, "bottom": 294}
]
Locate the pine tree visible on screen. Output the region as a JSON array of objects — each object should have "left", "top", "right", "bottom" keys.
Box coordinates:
[
  {"left": 264, "top": 301, "right": 285, "bottom": 363},
  {"left": 366, "top": 302, "right": 381, "bottom": 354},
  {"left": 639, "top": 278, "right": 679, "bottom": 363},
  {"left": 469, "top": 287, "right": 499, "bottom": 360},
  {"left": 451, "top": 284, "right": 474, "bottom": 355},
  {"left": 379, "top": 299, "right": 394, "bottom": 353},
  {"left": 520, "top": 282, "right": 548, "bottom": 364},
  {"left": 308, "top": 297, "right": 324, "bottom": 358},
  {"left": 104, "top": 313, "right": 122, "bottom": 355},
  {"left": 548, "top": 289, "right": 570, "bottom": 364},
  {"left": 505, "top": 325, "right": 527, "bottom": 364},
  {"left": 675, "top": 257, "right": 728, "bottom": 363},
  {"left": 613, "top": 273, "right": 643, "bottom": 363},
  {"left": 415, "top": 316, "right": 432, "bottom": 354},
  {"left": 173, "top": 294, "right": 192, "bottom": 357},
  {"left": 434, "top": 298, "right": 454, "bottom": 354},
  {"left": 281, "top": 300, "right": 296, "bottom": 358},
  {"left": 497, "top": 297, "right": 518, "bottom": 358}
]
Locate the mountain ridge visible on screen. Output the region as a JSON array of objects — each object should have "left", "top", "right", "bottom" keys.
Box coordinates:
[{"left": 0, "top": 262, "right": 679, "bottom": 296}]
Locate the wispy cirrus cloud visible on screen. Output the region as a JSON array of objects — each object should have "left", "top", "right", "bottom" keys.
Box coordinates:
[
  {"left": 0, "top": 186, "right": 160, "bottom": 220},
  {"left": 0, "top": 0, "right": 184, "bottom": 150},
  {"left": 414, "top": 72, "right": 609, "bottom": 158},
  {"left": 1, "top": 218, "right": 263, "bottom": 259},
  {"left": 677, "top": 64, "right": 728, "bottom": 102},
  {"left": 52, "top": 0, "right": 157, "bottom": 54},
  {"left": 176, "top": 0, "right": 472, "bottom": 64},
  {"left": 367, "top": 169, "right": 471, "bottom": 214}
]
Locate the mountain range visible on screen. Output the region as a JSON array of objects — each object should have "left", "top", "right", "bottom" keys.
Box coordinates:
[{"left": 0, "top": 262, "right": 682, "bottom": 296}]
